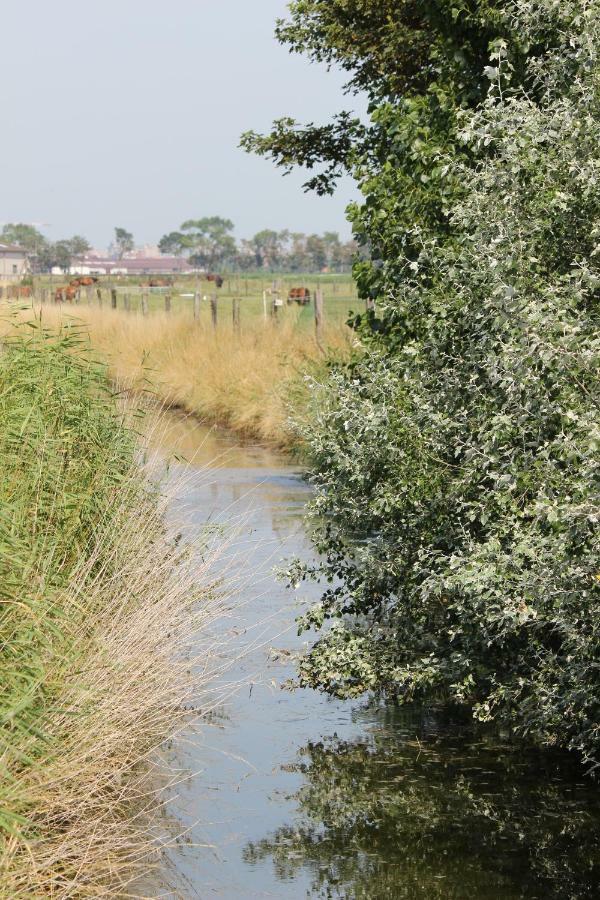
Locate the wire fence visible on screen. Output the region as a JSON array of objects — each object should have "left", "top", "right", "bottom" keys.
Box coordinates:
[{"left": 10, "top": 274, "right": 367, "bottom": 338}]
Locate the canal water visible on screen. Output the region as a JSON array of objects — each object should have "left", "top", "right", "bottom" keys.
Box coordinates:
[{"left": 149, "top": 414, "right": 600, "bottom": 899}]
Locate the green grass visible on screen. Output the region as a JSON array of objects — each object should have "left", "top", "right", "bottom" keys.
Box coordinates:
[{"left": 0, "top": 323, "right": 138, "bottom": 827}]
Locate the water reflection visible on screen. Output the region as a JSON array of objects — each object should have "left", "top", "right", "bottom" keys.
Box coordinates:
[
  {"left": 244, "top": 704, "right": 600, "bottom": 899},
  {"left": 144, "top": 407, "right": 285, "bottom": 470}
]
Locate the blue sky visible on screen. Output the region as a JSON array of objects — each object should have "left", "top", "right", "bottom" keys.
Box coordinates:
[{"left": 0, "top": 1, "right": 365, "bottom": 248}]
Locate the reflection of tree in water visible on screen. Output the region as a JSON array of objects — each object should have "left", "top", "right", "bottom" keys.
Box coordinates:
[{"left": 244, "top": 706, "right": 600, "bottom": 899}]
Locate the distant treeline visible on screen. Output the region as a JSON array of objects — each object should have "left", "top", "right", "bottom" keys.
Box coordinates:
[
  {"left": 1, "top": 223, "right": 91, "bottom": 274},
  {"left": 158, "top": 218, "right": 359, "bottom": 273},
  {"left": 1, "top": 220, "right": 359, "bottom": 274}
]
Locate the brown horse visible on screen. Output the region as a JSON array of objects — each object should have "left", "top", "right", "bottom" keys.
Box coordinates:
[
  {"left": 206, "top": 273, "right": 224, "bottom": 288},
  {"left": 6, "top": 285, "right": 32, "bottom": 299},
  {"left": 55, "top": 284, "right": 78, "bottom": 303},
  {"left": 288, "top": 287, "right": 311, "bottom": 306},
  {"left": 70, "top": 276, "right": 98, "bottom": 287},
  {"left": 54, "top": 276, "right": 99, "bottom": 302},
  {"left": 142, "top": 277, "right": 173, "bottom": 288}
]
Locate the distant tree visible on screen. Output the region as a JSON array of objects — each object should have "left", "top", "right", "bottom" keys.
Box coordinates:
[
  {"left": 158, "top": 231, "right": 187, "bottom": 256},
  {"left": 181, "top": 216, "right": 236, "bottom": 269},
  {"left": 305, "top": 234, "right": 328, "bottom": 272},
  {"left": 287, "top": 232, "right": 309, "bottom": 272},
  {"left": 338, "top": 238, "right": 359, "bottom": 272},
  {"left": 1, "top": 223, "right": 47, "bottom": 255},
  {"left": 40, "top": 236, "right": 91, "bottom": 272},
  {"left": 69, "top": 235, "right": 91, "bottom": 260},
  {"left": 51, "top": 240, "right": 75, "bottom": 272},
  {"left": 247, "top": 229, "right": 288, "bottom": 269},
  {"left": 114, "top": 227, "right": 134, "bottom": 259},
  {"left": 34, "top": 245, "right": 53, "bottom": 273}
]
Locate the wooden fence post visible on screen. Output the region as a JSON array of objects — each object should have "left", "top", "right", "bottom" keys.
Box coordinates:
[
  {"left": 232, "top": 297, "right": 241, "bottom": 333},
  {"left": 111, "top": 287, "right": 117, "bottom": 309},
  {"left": 97, "top": 286, "right": 103, "bottom": 307},
  {"left": 141, "top": 293, "right": 148, "bottom": 316},
  {"left": 194, "top": 292, "right": 201, "bottom": 321},
  {"left": 124, "top": 294, "right": 130, "bottom": 312},
  {"left": 86, "top": 285, "right": 93, "bottom": 304},
  {"left": 165, "top": 293, "right": 171, "bottom": 313},
  {"left": 210, "top": 293, "right": 218, "bottom": 328},
  {"left": 315, "top": 288, "right": 324, "bottom": 350}
]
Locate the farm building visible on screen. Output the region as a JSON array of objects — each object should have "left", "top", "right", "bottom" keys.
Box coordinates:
[
  {"left": 65, "top": 256, "right": 199, "bottom": 276},
  {"left": 0, "top": 243, "right": 29, "bottom": 282}
]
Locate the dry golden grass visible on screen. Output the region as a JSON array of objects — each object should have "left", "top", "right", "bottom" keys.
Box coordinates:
[
  {"left": 34, "top": 303, "right": 352, "bottom": 447},
  {"left": 0, "top": 454, "right": 223, "bottom": 899}
]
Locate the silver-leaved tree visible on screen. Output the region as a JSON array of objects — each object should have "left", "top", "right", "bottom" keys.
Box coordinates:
[{"left": 251, "top": 0, "right": 600, "bottom": 764}]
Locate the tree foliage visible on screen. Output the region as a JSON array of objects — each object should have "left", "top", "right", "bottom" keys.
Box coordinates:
[
  {"left": 157, "top": 230, "right": 187, "bottom": 256},
  {"left": 0, "top": 223, "right": 46, "bottom": 254},
  {"left": 0, "top": 225, "right": 91, "bottom": 272},
  {"left": 179, "top": 216, "right": 236, "bottom": 270},
  {"left": 248, "top": 0, "right": 600, "bottom": 763},
  {"left": 113, "top": 226, "right": 134, "bottom": 259},
  {"left": 157, "top": 221, "right": 357, "bottom": 272}
]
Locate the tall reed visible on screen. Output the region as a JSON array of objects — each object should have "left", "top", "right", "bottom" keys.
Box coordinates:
[{"left": 0, "top": 322, "right": 221, "bottom": 897}]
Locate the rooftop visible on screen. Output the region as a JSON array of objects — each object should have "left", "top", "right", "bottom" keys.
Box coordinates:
[{"left": 77, "top": 256, "right": 198, "bottom": 273}]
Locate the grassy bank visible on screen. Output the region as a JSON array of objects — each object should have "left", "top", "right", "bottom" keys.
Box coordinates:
[
  {"left": 0, "top": 321, "right": 219, "bottom": 896},
  {"left": 34, "top": 304, "right": 352, "bottom": 447}
]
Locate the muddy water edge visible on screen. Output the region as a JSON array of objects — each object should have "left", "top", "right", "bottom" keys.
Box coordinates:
[{"left": 148, "top": 412, "right": 600, "bottom": 900}]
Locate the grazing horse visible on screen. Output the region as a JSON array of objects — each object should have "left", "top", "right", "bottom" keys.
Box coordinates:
[
  {"left": 287, "top": 287, "right": 311, "bottom": 306},
  {"left": 206, "top": 273, "right": 224, "bottom": 288},
  {"left": 142, "top": 277, "right": 172, "bottom": 288},
  {"left": 71, "top": 276, "right": 98, "bottom": 287},
  {"left": 54, "top": 284, "right": 78, "bottom": 303},
  {"left": 54, "top": 276, "right": 98, "bottom": 302}
]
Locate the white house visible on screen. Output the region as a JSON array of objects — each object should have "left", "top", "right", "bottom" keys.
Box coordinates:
[{"left": 0, "top": 243, "right": 29, "bottom": 282}]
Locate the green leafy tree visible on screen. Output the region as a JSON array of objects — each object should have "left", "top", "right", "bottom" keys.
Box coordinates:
[
  {"left": 158, "top": 231, "right": 187, "bottom": 256},
  {"left": 114, "top": 227, "right": 134, "bottom": 259},
  {"left": 0, "top": 223, "right": 47, "bottom": 255},
  {"left": 180, "top": 216, "right": 236, "bottom": 269},
  {"left": 305, "top": 234, "right": 328, "bottom": 272},
  {"left": 246, "top": 0, "right": 600, "bottom": 763},
  {"left": 1, "top": 223, "right": 50, "bottom": 273},
  {"left": 51, "top": 240, "right": 76, "bottom": 272},
  {"left": 68, "top": 235, "right": 90, "bottom": 260},
  {"left": 245, "top": 229, "right": 289, "bottom": 269},
  {"left": 43, "top": 236, "right": 91, "bottom": 272}
]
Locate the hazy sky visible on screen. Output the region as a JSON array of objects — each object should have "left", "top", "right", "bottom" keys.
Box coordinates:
[{"left": 0, "top": 0, "right": 365, "bottom": 248}]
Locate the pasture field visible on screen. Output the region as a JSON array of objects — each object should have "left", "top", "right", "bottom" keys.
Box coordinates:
[{"left": 32, "top": 272, "right": 362, "bottom": 330}]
